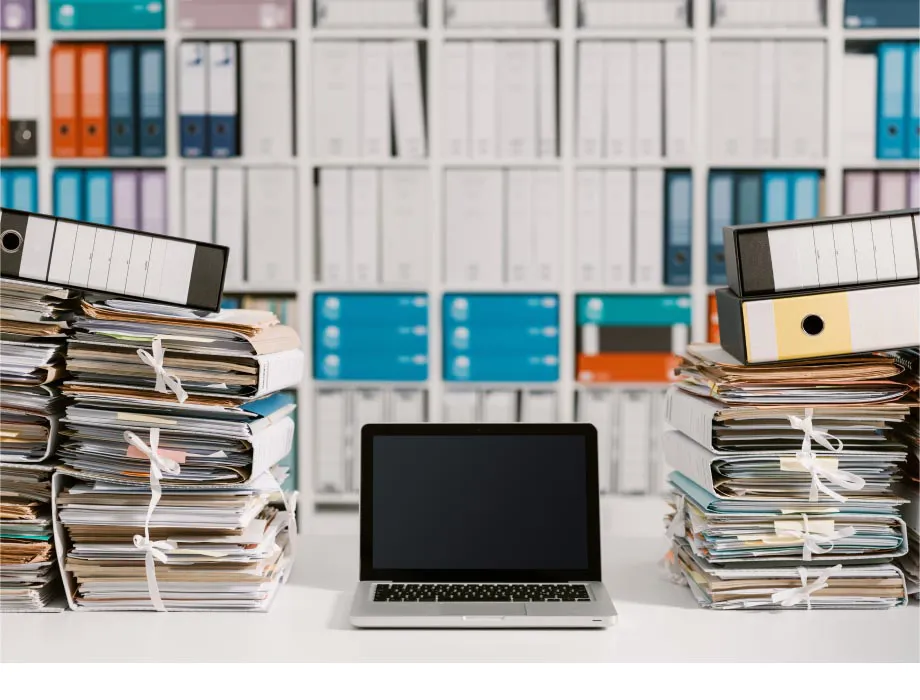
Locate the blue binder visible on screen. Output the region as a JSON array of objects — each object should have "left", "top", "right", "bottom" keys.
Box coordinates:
[
  {"left": 877, "top": 43, "right": 908, "bottom": 159},
  {"left": 734, "top": 172, "right": 762, "bottom": 226},
  {"left": 84, "top": 170, "right": 112, "bottom": 226},
  {"left": 706, "top": 171, "right": 733, "bottom": 286},
  {"left": 762, "top": 171, "right": 790, "bottom": 223},
  {"left": 107, "top": 44, "right": 136, "bottom": 157},
  {"left": 845, "top": 0, "right": 920, "bottom": 29},
  {"left": 138, "top": 44, "right": 166, "bottom": 157},
  {"left": 10, "top": 169, "right": 38, "bottom": 212},
  {"left": 790, "top": 171, "right": 820, "bottom": 220},
  {"left": 53, "top": 169, "right": 84, "bottom": 220},
  {"left": 314, "top": 322, "right": 429, "bottom": 355},
  {"left": 908, "top": 43, "right": 920, "bottom": 159},
  {"left": 208, "top": 42, "right": 238, "bottom": 157},
  {"left": 0, "top": 169, "right": 7, "bottom": 208},
  {"left": 576, "top": 294, "right": 692, "bottom": 327},
  {"left": 664, "top": 171, "right": 692, "bottom": 286},
  {"left": 315, "top": 351, "right": 428, "bottom": 382},
  {"left": 180, "top": 42, "right": 207, "bottom": 157}
]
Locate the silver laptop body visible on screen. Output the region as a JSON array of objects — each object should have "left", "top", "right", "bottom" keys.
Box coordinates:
[{"left": 349, "top": 423, "right": 617, "bottom": 628}]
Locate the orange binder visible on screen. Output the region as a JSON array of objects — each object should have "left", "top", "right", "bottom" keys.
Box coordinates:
[
  {"left": 78, "top": 44, "right": 107, "bottom": 157},
  {"left": 51, "top": 43, "right": 81, "bottom": 157},
  {"left": 576, "top": 353, "right": 679, "bottom": 384},
  {"left": 708, "top": 293, "right": 720, "bottom": 344},
  {"left": 1, "top": 44, "right": 8, "bottom": 158}
]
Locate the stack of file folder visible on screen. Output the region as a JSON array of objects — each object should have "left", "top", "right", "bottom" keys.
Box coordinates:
[
  {"left": 52, "top": 297, "right": 304, "bottom": 611},
  {"left": 663, "top": 344, "right": 914, "bottom": 610},
  {"left": 0, "top": 277, "right": 79, "bottom": 610},
  {"left": 893, "top": 349, "right": 919, "bottom": 598}
]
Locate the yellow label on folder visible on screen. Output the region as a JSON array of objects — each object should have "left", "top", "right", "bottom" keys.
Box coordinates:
[{"left": 771, "top": 292, "right": 853, "bottom": 361}]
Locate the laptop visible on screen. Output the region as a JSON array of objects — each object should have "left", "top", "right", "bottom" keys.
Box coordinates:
[{"left": 349, "top": 423, "right": 617, "bottom": 628}]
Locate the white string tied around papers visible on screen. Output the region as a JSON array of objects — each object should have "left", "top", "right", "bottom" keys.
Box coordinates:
[
  {"left": 774, "top": 513, "right": 857, "bottom": 562},
  {"left": 125, "top": 428, "right": 180, "bottom": 612},
  {"left": 771, "top": 564, "right": 843, "bottom": 610},
  {"left": 787, "top": 409, "right": 865, "bottom": 503},
  {"left": 137, "top": 336, "right": 189, "bottom": 404}
]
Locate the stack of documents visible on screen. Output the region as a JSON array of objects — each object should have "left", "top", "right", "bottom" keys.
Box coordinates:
[
  {"left": 662, "top": 343, "right": 913, "bottom": 610},
  {"left": 892, "top": 349, "right": 919, "bottom": 597},
  {"left": 0, "top": 464, "right": 62, "bottom": 611},
  {"left": 53, "top": 298, "right": 304, "bottom": 611}
]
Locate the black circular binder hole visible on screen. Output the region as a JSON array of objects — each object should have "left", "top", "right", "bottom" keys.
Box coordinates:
[
  {"left": 116, "top": 124, "right": 126, "bottom": 135},
  {"left": 216, "top": 124, "right": 225, "bottom": 134},
  {"left": 716, "top": 252, "right": 725, "bottom": 262},
  {"left": 888, "top": 125, "right": 898, "bottom": 136},
  {"left": 1, "top": 230, "right": 23, "bottom": 253},
  {"left": 148, "top": 125, "right": 159, "bottom": 135},
  {"left": 87, "top": 125, "right": 96, "bottom": 135},
  {"left": 60, "top": 125, "right": 69, "bottom": 135},
  {"left": 802, "top": 315, "right": 825, "bottom": 336},
  {"left": 188, "top": 123, "right": 198, "bottom": 134},
  {"left": 675, "top": 251, "right": 687, "bottom": 263}
]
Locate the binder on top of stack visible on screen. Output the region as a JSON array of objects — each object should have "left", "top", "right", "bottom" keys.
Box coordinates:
[{"left": 662, "top": 209, "right": 920, "bottom": 610}]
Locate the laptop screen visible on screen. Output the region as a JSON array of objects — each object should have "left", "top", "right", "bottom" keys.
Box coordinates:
[{"left": 364, "top": 429, "right": 598, "bottom": 581}]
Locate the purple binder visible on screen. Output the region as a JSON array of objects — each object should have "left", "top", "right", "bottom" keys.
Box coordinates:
[
  {"left": 177, "top": 0, "right": 294, "bottom": 30},
  {"left": 0, "top": 0, "right": 35, "bottom": 30},
  {"left": 112, "top": 170, "right": 140, "bottom": 230}
]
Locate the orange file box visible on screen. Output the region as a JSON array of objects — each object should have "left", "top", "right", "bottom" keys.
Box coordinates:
[
  {"left": 78, "top": 44, "right": 107, "bottom": 157},
  {"left": 577, "top": 352, "right": 679, "bottom": 383},
  {"left": 51, "top": 43, "right": 81, "bottom": 157}
]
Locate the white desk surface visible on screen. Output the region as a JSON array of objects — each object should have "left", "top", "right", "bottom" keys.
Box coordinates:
[{"left": 2, "top": 497, "right": 918, "bottom": 663}]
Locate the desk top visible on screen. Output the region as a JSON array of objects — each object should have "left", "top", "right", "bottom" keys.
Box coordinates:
[{"left": 3, "top": 498, "right": 918, "bottom": 663}]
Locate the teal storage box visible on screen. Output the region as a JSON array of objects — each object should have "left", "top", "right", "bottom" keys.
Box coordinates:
[{"left": 50, "top": 1, "right": 165, "bottom": 30}]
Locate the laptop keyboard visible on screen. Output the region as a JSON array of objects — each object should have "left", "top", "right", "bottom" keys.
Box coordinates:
[{"left": 373, "top": 583, "right": 591, "bottom": 603}]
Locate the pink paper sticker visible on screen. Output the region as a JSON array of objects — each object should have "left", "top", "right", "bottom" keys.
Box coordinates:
[{"left": 126, "top": 445, "right": 187, "bottom": 464}]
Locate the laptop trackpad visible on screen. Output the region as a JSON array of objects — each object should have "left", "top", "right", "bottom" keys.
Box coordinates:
[{"left": 438, "top": 603, "right": 527, "bottom": 616}]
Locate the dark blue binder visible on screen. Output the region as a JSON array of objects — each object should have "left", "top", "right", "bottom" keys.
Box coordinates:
[
  {"left": 137, "top": 43, "right": 166, "bottom": 157},
  {"left": 107, "top": 44, "right": 136, "bottom": 157},
  {"left": 707, "top": 171, "right": 733, "bottom": 286},
  {"left": 665, "top": 170, "right": 692, "bottom": 286}
]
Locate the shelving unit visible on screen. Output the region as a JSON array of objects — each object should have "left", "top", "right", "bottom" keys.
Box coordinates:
[{"left": 9, "top": 0, "right": 918, "bottom": 511}]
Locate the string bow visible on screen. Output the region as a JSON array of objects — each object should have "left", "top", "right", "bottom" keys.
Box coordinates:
[{"left": 137, "top": 336, "right": 188, "bottom": 403}]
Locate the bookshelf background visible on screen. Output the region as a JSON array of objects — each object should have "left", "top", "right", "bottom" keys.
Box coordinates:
[{"left": 1, "top": 0, "right": 918, "bottom": 508}]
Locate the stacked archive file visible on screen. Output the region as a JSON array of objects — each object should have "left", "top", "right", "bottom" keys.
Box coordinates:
[
  {"left": 54, "top": 168, "right": 167, "bottom": 235},
  {"left": 844, "top": 170, "right": 919, "bottom": 215},
  {"left": 842, "top": 42, "right": 920, "bottom": 161},
  {"left": 579, "top": 0, "right": 690, "bottom": 28},
  {"left": 443, "top": 294, "right": 559, "bottom": 383},
  {"left": 576, "top": 169, "right": 691, "bottom": 288},
  {"left": 1, "top": 42, "right": 38, "bottom": 157},
  {"left": 662, "top": 208, "right": 920, "bottom": 609},
  {"left": 444, "top": 389, "right": 558, "bottom": 424},
  {"left": 314, "top": 293, "right": 429, "bottom": 496},
  {"left": 894, "top": 350, "right": 919, "bottom": 597},
  {"left": 180, "top": 41, "right": 294, "bottom": 160},
  {"left": 444, "top": 0, "right": 557, "bottom": 27},
  {"left": 51, "top": 43, "right": 166, "bottom": 158},
  {"left": 0, "top": 0, "right": 34, "bottom": 30},
  {"left": 711, "top": 1, "right": 825, "bottom": 27},
  {"left": 0, "top": 259, "right": 80, "bottom": 611},
  {"left": 314, "top": 0, "right": 425, "bottom": 27},
  {"left": 0, "top": 207, "right": 304, "bottom": 611},
  {"left": 708, "top": 170, "right": 821, "bottom": 285},
  {"left": 183, "top": 166, "right": 297, "bottom": 287}
]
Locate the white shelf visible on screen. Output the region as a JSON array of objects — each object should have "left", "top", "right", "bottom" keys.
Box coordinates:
[
  {"left": 312, "top": 158, "right": 428, "bottom": 168},
  {"left": 843, "top": 160, "right": 920, "bottom": 170},
  {"left": 313, "top": 492, "right": 360, "bottom": 506},
  {"left": 709, "top": 27, "right": 829, "bottom": 40},
  {"left": 843, "top": 28, "right": 920, "bottom": 41},
  {"left": 574, "top": 286, "right": 693, "bottom": 295},
  {"left": 442, "top": 158, "right": 561, "bottom": 168},
  {"left": 443, "top": 27, "right": 561, "bottom": 40},
  {"left": 575, "top": 158, "right": 694, "bottom": 169},
  {"left": 1, "top": 30, "right": 37, "bottom": 40},
  {"left": 312, "top": 282, "right": 429, "bottom": 292},
  {"left": 182, "top": 156, "right": 300, "bottom": 167},
  {"left": 178, "top": 29, "right": 299, "bottom": 40},
  {"left": 50, "top": 157, "right": 167, "bottom": 168},
  {"left": 49, "top": 29, "right": 166, "bottom": 41},
  {"left": 223, "top": 284, "right": 299, "bottom": 295},
  {"left": 707, "top": 159, "right": 829, "bottom": 170},
  {"left": 575, "top": 28, "right": 695, "bottom": 40}
]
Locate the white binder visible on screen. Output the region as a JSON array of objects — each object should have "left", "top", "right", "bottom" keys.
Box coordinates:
[
  {"left": 604, "top": 41, "right": 634, "bottom": 161},
  {"left": 497, "top": 41, "right": 537, "bottom": 159},
  {"left": 604, "top": 168, "right": 633, "bottom": 288},
  {"left": 532, "top": 169, "right": 561, "bottom": 286},
  {"left": 754, "top": 41, "right": 777, "bottom": 160},
  {"left": 241, "top": 41, "right": 293, "bottom": 158},
  {"left": 360, "top": 41, "right": 392, "bottom": 159},
  {"left": 575, "top": 169, "right": 604, "bottom": 288},
  {"left": 312, "top": 41, "right": 361, "bottom": 159},
  {"left": 506, "top": 169, "right": 534, "bottom": 285},
  {"left": 537, "top": 41, "right": 557, "bottom": 158},
  {"left": 214, "top": 167, "right": 245, "bottom": 286},
  {"left": 390, "top": 41, "right": 427, "bottom": 159},
  {"left": 709, "top": 41, "right": 758, "bottom": 162},
  {"left": 381, "top": 169, "right": 429, "bottom": 285},
  {"left": 664, "top": 41, "right": 693, "bottom": 161},
  {"left": 181, "top": 167, "right": 214, "bottom": 243},
  {"left": 319, "top": 168, "right": 351, "bottom": 284},
  {"left": 350, "top": 168, "right": 380, "bottom": 284},
  {"left": 470, "top": 41, "right": 498, "bottom": 159},
  {"left": 316, "top": 390, "right": 347, "bottom": 493},
  {"left": 444, "top": 169, "right": 503, "bottom": 285},
  {"left": 577, "top": 41, "right": 604, "bottom": 159},
  {"left": 634, "top": 41, "right": 663, "bottom": 159},
  {"left": 617, "top": 390, "right": 651, "bottom": 494},
  {"left": 246, "top": 168, "right": 297, "bottom": 284},
  {"left": 776, "top": 41, "right": 825, "bottom": 160},
  {"left": 634, "top": 168, "right": 665, "bottom": 288},
  {"left": 843, "top": 51, "right": 878, "bottom": 162},
  {"left": 178, "top": 42, "right": 207, "bottom": 157},
  {"left": 442, "top": 41, "right": 470, "bottom": 159}
]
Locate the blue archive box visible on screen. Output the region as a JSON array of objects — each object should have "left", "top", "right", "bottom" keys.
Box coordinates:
[
  {"left": 444, "top": 324, "right": 559, "bottom": 355},
  {"left": 790, "top": 171, "right": 820, "bottom": 220},
  {"left": 53, "top": 168, "right": 84, "bottom": 220},
  {"left": 315, "top": 351, "right": 428, "bottom": 382},
  {"left": 4, "top": 169, "right": 38, "bottom": 212},
  {"left": 138, "top": 44, "right": 166, "bottom": 157},
  {"left": 877, "top": 43, "right": 908, "bottom": 159},
  {"left": 734, "top": 171, "right": 762, "bottom": 227},
  {"left": 665, "top": 170, "right": 692, "bottom": 286},
  {"left": 315, "top": 293, "right": 429, "bottom": 325},
  {"left": 50, "top": 0, "right": 165, "bottom": 30},
  {"left": 108, "top": 44, "right": 136, "bottom": 157},
  {"left": 443, "top": 294, "right": 559, "bottom": 326},
  {"left": 762, "top": 171, "right": 790, "bottom": 223},
  {"left": 445, "top": 353, "right": 560, "bottom": 383},
  {"left": 315, "top": 322, "right": 429, "bottom": 355}
]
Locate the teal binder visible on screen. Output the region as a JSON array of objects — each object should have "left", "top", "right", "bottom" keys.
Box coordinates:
[
  {"left": 53, "top": 168, "right": 84, "bottom": 220},
  {"left": 84, "top": 169, "right": 112, "bottom": 225},
  {"left": 138, "top": 44, "right": 166, "bottom": 157},
  {"left": 10, "top": 169, "right": 38, "bottom": 212},
  {"left": 790, "top": 171, "right": 820, "bottom": 220}
]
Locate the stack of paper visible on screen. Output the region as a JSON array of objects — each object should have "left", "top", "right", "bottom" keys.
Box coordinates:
[
  {"left": 1, "top": 278, "right": 78, "bottom": 611},
  {"left": 53, "top": 298, "right": 304, "bottom": 611},
  {"left": 0, "top": 464, "right": 62, "bottom": 611},
  {"left": 892, "top": 349, "right": 919, "bottom": 598},
  {"left": 661, "top": 343, "right": 912, "bottom": 610}
]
